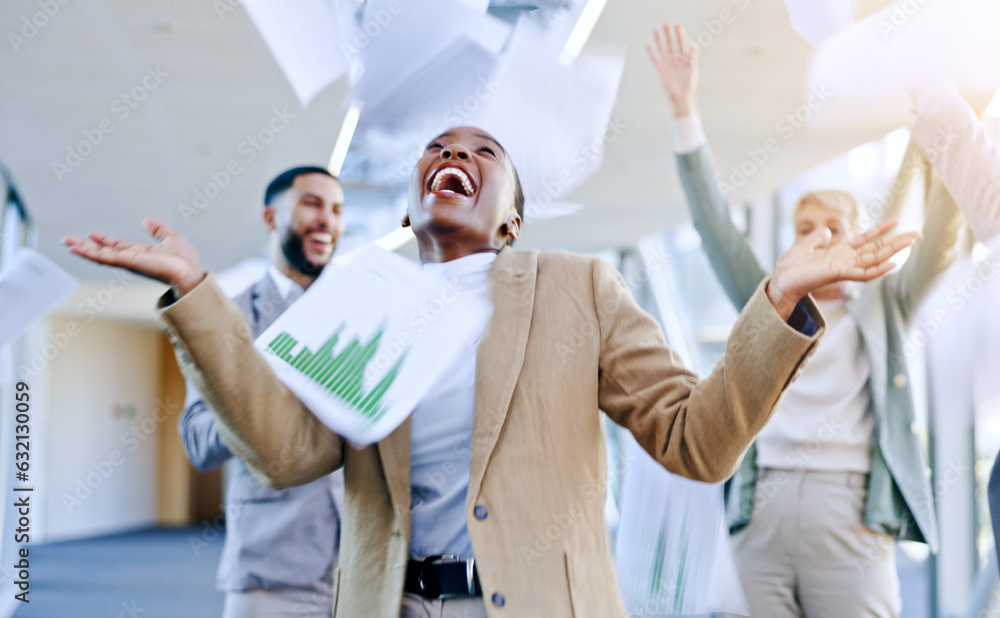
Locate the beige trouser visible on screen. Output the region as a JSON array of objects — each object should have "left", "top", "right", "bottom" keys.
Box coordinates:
[
  {"left": 729, "top": 468, "right": 901, "bottom": 618},
  {"left": 222, "top": 587, "right": 332, "bottom": 618},
  {"left": 399, "top": 592, "right": 489, "bottom": 618}
]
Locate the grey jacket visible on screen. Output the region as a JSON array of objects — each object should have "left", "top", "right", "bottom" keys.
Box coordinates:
[
  {"left": 179, "top": 272, "right": 343, "bottom": 591},
  {"left": 676, "top": 143, "right": 964, "bottom": 551}
]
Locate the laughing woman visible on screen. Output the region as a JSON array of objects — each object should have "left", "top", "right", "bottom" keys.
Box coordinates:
[{"left": 64, "top": 124, "right": 917, "bottom": 618}]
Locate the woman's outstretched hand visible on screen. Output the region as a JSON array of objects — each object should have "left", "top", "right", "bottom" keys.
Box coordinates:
[
  {"left": 62, "top": 217, "right": 206, "bottom": 296},
  {"left": 767, "top": 219, "right": 922, "bottom": 320}
]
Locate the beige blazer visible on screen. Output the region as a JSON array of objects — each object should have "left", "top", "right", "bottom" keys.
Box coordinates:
[{"left": 158, "top": 248, "right": 823, "bottom": 618}]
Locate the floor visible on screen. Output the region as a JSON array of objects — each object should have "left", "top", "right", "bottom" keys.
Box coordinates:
[
  {"left": 8, "top": 526, "right": 933, "bottom": 618},
  {"left": 14, "top": 526, "right": 224, "bottom": 618}
]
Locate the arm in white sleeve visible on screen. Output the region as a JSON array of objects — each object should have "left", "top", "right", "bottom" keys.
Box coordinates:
[
  {"left": 911, "top": 87, "right": 1000, "bottom": 243},
  {"left": 671, "top": 113, "right": 708, "bottom": 155}
]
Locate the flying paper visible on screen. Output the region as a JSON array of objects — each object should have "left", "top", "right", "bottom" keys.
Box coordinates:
[
  {"left": 0, "top": 248, "right": 78, "bottom": 349},
  {"left": 243, "top": 0, "right": 349, "bottom": 106},
  {"left": 254, "top": 246, "right": 492, "bottom": 446}
]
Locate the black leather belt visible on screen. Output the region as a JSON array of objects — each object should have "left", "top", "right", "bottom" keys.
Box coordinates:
[{"left": 404, "top": 555, "right": 481, "bottom": 599}]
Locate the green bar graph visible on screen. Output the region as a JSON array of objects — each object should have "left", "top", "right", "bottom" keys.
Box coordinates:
[
  {"left": 290, "top": 348, "right": 312, "bottom": 370},
  {"left": 303, "top": 326, "right": 342, "bottom": 376},
  {"left": 265, "top": 324, "right": 403, "bottom": 423},
  {"left": 267, "top": 332, "right": 288, "bottom": 353},
  {"left": 319, "top": 341, "right": 357, "bottom": 387}
]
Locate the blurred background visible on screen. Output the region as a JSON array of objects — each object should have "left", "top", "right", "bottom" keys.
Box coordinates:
[{"left": 1, "top": 0, "right": 1000, "bottom": 616}]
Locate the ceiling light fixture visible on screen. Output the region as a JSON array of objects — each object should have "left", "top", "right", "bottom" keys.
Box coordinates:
[
  {"left": 374, "top": 226, "right": 415, "bottom": 251},
  {"left": 984, "top": 87, "right": 1000, "bottom": 118},
  {"left": 558, "top": 0, "right": 609, "bottom": 66},
  {"left": 328, "top": 99, "right": 364, "bottom": 176}
]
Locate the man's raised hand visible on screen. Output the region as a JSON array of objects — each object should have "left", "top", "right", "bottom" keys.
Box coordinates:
[
  {"left": 767, "top": 219, "right": 922, "bottom": 320},
  {"left": 62, "top": 217, "right": 206, "bottom": 296}
]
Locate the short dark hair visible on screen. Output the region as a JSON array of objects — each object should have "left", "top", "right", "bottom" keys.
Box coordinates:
[
  {"left": 511, "top": 165, "right": 524, "bottom": 220},
  {"left": 264, "top": 166, "right": 339, "bottom": 207},
  {"left": 506, "top": 161, "right": 524, "bottom": 246}
]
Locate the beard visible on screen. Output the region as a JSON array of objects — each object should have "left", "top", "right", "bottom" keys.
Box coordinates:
[{"left": 281, "top": 229, "right": 327, "bottom": 277}]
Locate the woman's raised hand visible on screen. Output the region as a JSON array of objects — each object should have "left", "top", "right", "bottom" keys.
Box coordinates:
[{"left": 767, "top": 219, "right": 922, "bottom": 319}]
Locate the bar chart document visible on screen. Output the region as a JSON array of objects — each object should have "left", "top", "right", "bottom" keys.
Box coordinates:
[{"left": 254, "top": 246, "right": 492, "bottom": 446}]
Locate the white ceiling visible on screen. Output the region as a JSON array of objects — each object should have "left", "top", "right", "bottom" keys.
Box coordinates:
[{"left": 0, "top": 0, "right": 977, "bottom": 289}]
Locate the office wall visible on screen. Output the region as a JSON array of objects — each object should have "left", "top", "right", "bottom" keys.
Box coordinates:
[
  {"left": 40, "top": 317, "right": 164, "bottom": 542},
  {"left": 156, "top": 336, "right": 191, "bottom": 526}
]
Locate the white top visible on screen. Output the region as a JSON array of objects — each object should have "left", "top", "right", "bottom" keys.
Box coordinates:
[
  {"left": 671, "top": 112, "right": 709, "bottom": 154},
  {"left": 408, "top": 251, "right": 497, "bottom": 559},
  {"left": 268, "top": 265, "right": 303, "bottom": 302},
  {"left": 755, "top": 298, "right": 873, "bottom": 472}
]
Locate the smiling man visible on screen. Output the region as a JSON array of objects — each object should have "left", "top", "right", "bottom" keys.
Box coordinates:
[
  {"left": 266, "top": 166, "right": 343, "bottom": 284},
  {"left": 178, "top": 166, "right": 347, "bottom": 618},
  {"left": 64, "top": 126, "right": 919, "bottom": 618}
]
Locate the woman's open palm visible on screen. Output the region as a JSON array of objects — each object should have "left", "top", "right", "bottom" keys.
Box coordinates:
[{"left": 62, "top": 217, "right": 205, "bottom": 295}]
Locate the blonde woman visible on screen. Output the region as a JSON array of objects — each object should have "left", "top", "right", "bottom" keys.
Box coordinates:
[{"left": 649, "top": 22, "right": 964, "bottom": 617}]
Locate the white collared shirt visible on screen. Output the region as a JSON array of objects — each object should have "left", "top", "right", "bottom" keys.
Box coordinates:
[
  {"left": 671, "top": 112, "right": 709, "bottom": 155},
  {"left": 268, "top": 265, "right": 304, "bottom": 303}
]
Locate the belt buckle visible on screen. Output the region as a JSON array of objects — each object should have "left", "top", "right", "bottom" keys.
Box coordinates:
[{"left": 425, "top": 555, "right": 476, "bottom": 598}]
